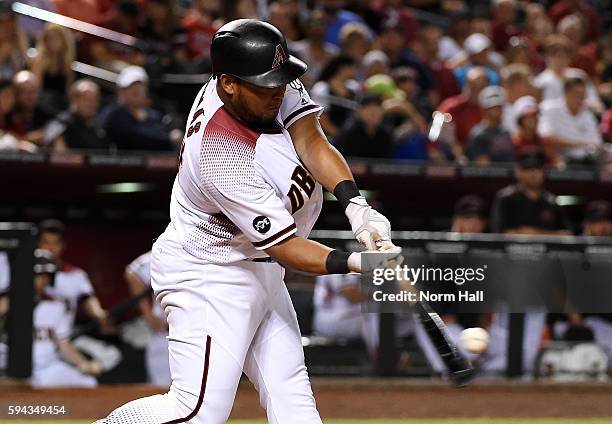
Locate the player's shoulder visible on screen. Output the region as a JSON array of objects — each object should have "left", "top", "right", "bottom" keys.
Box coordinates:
[
  {"left": 126, "top": 251, "right": 151, "bottom": 273},
  {"left": 496, "top": 184, "right": 520, "bottom": 200},
  {"left": 59, "top": 263, "right": 86, "bottom": 275}
]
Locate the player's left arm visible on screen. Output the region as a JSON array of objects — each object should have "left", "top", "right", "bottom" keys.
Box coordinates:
[
  {"left": 82, "top": 296, "right": 109, "bottom": 327},
  {"left": 288, "top": 114, "right": 395, "bottom": 250},
  {"left": 57, "top": 338, "right": 101, "bottom": 376}
]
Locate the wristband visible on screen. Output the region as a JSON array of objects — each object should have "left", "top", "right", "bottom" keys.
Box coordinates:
[
  {"left": 333, "top": 180, "right": 361, "bottom": 210},
  {"left": 325, "top": 249, "right": 351, "bottom": 274}
]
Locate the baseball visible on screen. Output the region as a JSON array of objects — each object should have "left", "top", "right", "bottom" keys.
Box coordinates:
[{"left": 460, "top": 327, "right": 490, "bottom": 354}]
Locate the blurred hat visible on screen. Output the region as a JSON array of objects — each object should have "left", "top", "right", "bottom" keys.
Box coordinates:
[
  {"left": 362, "top": 50, "right": 389, "bottom": 69},
  {"left": 365, "top": 74, "right": 405, "bottom": 100},
  {"left": 116, "top": 66, "right": 148, "bottom": 89},
  {"left": 584, "top": 200, "right": 612, "bottom": 222},
  {"left": 464, "top": 33, "right": 491, "bottom": 55},
  {"left": 513, "top": 96, "right": 539, "bottom": 121},
  {"left": 517, "top": 147, "right": 546, "bottom": 168},
  {"left": 478, "top": 85, "right": 506, "bottom": 109},
  {"left": 454, "top": 195, "right": 486, "bottom": 218},
  {"left": 38, "top": 219, "right": 65, "bottom": 235}
]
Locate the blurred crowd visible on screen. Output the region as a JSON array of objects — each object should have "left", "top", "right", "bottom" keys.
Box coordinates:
[{"left": 0, "top": 0, "right": 609, "bottom": 165}]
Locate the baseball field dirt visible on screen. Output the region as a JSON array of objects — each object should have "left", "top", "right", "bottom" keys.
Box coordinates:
[{"left": 0, "top": 379, "right": 611, "bottom": 421}]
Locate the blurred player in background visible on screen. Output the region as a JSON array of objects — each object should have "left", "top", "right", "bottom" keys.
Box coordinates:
[
  {"left": 125, "top": 250, "right": 170, "bottom": 387},
  {"left": 31, "top": 249, "right": 101, "bottom": 387},
  {"left": 37, "top": 219, "right": 108, "bottom": 329}
]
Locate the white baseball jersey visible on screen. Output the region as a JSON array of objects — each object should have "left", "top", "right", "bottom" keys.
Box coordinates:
[
  {"left": 126, "top": 251, "right": 163, "bottom": 320},
  {"left": 167, "top": 77, "right": 323, "bottom": 263},
  {"left": 46, "top": 264, "right": 95, "bottom": 320},
  {"left": 32, "top": 298, "right": 71, "bottom": 370},
  {"left": 0, "top": 252, "right": 9, "bottom": 295}
]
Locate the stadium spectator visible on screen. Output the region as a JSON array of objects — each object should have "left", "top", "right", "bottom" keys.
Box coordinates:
[
  {"left": 437, "top": 66, "right": 488, "bottom": 160},
  {"left": 321, "top": 0, "right": 367, "bottom": 47},
  {"left": 538, "top": 76, "right": 602, "bottom": 164},
  {"left": 290, "top": 10, "right": 339, "bottom": 88},
  {"left": 181, "top": 0, "right": 220, "bottom": 64},
  {"left": 438, "top": 11, "right": 471, "bottom": 62},
  {"left": 37, "top": 219, "right": 109, "bottom": 329},
  {"left": 219, "top": 0, "right": 258, "bottom": 22},
  {"left": 139, "top": 0, "right": 189, "bottom": 71},
  {"left": 0, "top": 79, "right": 34, "bottom": 152},
  {"left": 583, "top": 200, "right": 612, "bottom": 238},
  {"left": 9, "top": 70, "right": 53, "bottom": 146},
  {"left": 361, "top": 50, "right": 390, "bottom": 80},
  {"left": 125, "top": 251, "right": 170, "bottom": 387},
  {"left": 371, "top": 0, "right": 418, "bottom": 45},
  {"left": 500, "top": 64, "right": 535, "bottom": 134},
  {"left": 31, "top": 23, "right": 76, "bottom": 113},
  {"left": 451, "top": 195, "right": 487, "bottom": 233},
  {"left": 601, "top": 109, "right": 612, "bottom": 143},
  {"left": 557, "top": 14, "right": 597, "bottom": 80},
  {"left": 339, "top": 22, "right": 372, "bottom": 65},
  {"left": 30, "top": 249, "right": 101, "bottom": 388},
  {"left": 491, "top": 0, "right": 520, "bottom": 53},
  {"left": 465, "top": 85, "right": 514, "bottom": 164},
  {"left": 548, "top": 0, "right": 600, "bottom": 42},
  {"left": 311, "top": 55, "right": 359, "bottom": 138},
  {"left": 534, "top": 34, "right": 602, "bottom": 112},
  {"left": 84, "top": 0, "right": 145, "bottom": 70},
  {"left": 511, "top": 96, "right": 557, "bottom": 165},
  {"left": 45, "top": 79, "right": 110, "bottom": 151},
  {"left": 102, "top": 66, "right": 181, "bottom": 151},
  {"left": 0, "top": 5, "right": 27, "bottom": 81},
  {"left": 334, "top": 93, "right": 392, "bottom": 158},
  {"left": 375, "top": 17, "right": 432, "bottom": 96},
  {"left": 51, "top": 0, "right": 115, "bottom": 26},
  {"left": 503, "top": 36, "right": 544, "bottom": 73},
  {"left": 491, "top": 148, "right": 570, "bottom": 235},
  {"left": 391, "top": 67, "right": 431, "bottom": 124},
  {"left": 416, "top": 22, "right": 461, "bottom": 103},
  {"left": 452, "top": 33, "right": 500, "bottom": 88},
  {"left": 267, "top": 0, "right": 300, "bottom": 42}
]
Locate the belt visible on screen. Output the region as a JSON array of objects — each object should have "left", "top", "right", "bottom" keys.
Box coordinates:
[{"left": 244, "top": 257, "right": 276, "bottom": 263}]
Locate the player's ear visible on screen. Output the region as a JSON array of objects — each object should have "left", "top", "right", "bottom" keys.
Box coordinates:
[{"left": 219, "top": 74, "right": 237, "bottom": 96}]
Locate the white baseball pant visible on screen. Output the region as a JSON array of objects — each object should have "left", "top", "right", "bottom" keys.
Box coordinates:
[
  {"left": 31, "top": 361, "right": 97, "bottom": 388},
  {"left": 98, "top": 233, "right": 322, "bottom": 424}
]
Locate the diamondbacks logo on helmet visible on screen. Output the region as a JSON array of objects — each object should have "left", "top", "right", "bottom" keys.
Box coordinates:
[{"left": 271, "top": 44, "right": 287, "bottom": 69}]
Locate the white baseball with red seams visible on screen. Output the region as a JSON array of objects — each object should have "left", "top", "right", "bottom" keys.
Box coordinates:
[{"left": 97, "top": 78, "right": 325, "bottom": 424}]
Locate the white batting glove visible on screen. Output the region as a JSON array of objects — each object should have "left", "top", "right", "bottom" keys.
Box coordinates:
[
  {"left": 347, "top": 246, "right": 403, "bottom": 273},
  {"left": 345, "top": 196, "right": 394, "bottom": 251}
]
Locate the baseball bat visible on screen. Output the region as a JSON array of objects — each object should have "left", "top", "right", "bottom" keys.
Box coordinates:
[
  {"left": 71, "top": 287, "right": 153, "bottom": 338},
  {"left": 413, "top": 299, "right": 474, "bottom": 387}
]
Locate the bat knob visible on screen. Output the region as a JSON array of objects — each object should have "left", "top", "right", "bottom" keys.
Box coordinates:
[{"left": 449, "top": 367, "right": 475, "bottom": 387}]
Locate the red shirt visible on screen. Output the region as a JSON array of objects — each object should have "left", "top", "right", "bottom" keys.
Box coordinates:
[
  {"left": 512, "top": 132, "right": 557, "bottom": 164},
  {"left": 549, "top": 1, "right": 600, "bottom": 41},
  {"left": 182, "top": 14, "right": 217, "bottom": 60},
  {"left": 600, "top": 109, "right": 612, "bottom": 143},
  {"left": 438, "top": 95, "right": 482, "bottom": 147},
  {"left": 492, "top": 20, "right": 521, "bottom": 52},
  {"left": 425, "top": 58, "right": 461, "bottom": 102}
]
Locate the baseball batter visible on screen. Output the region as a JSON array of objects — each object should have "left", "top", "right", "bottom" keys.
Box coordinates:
[{"left": 96, "top": 19, "right": 397, "bottom": 424}]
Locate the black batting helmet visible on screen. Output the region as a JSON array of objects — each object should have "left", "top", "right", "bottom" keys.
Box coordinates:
[{"left": 211, "top": 19, "right": 307, "bottom": 88}]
